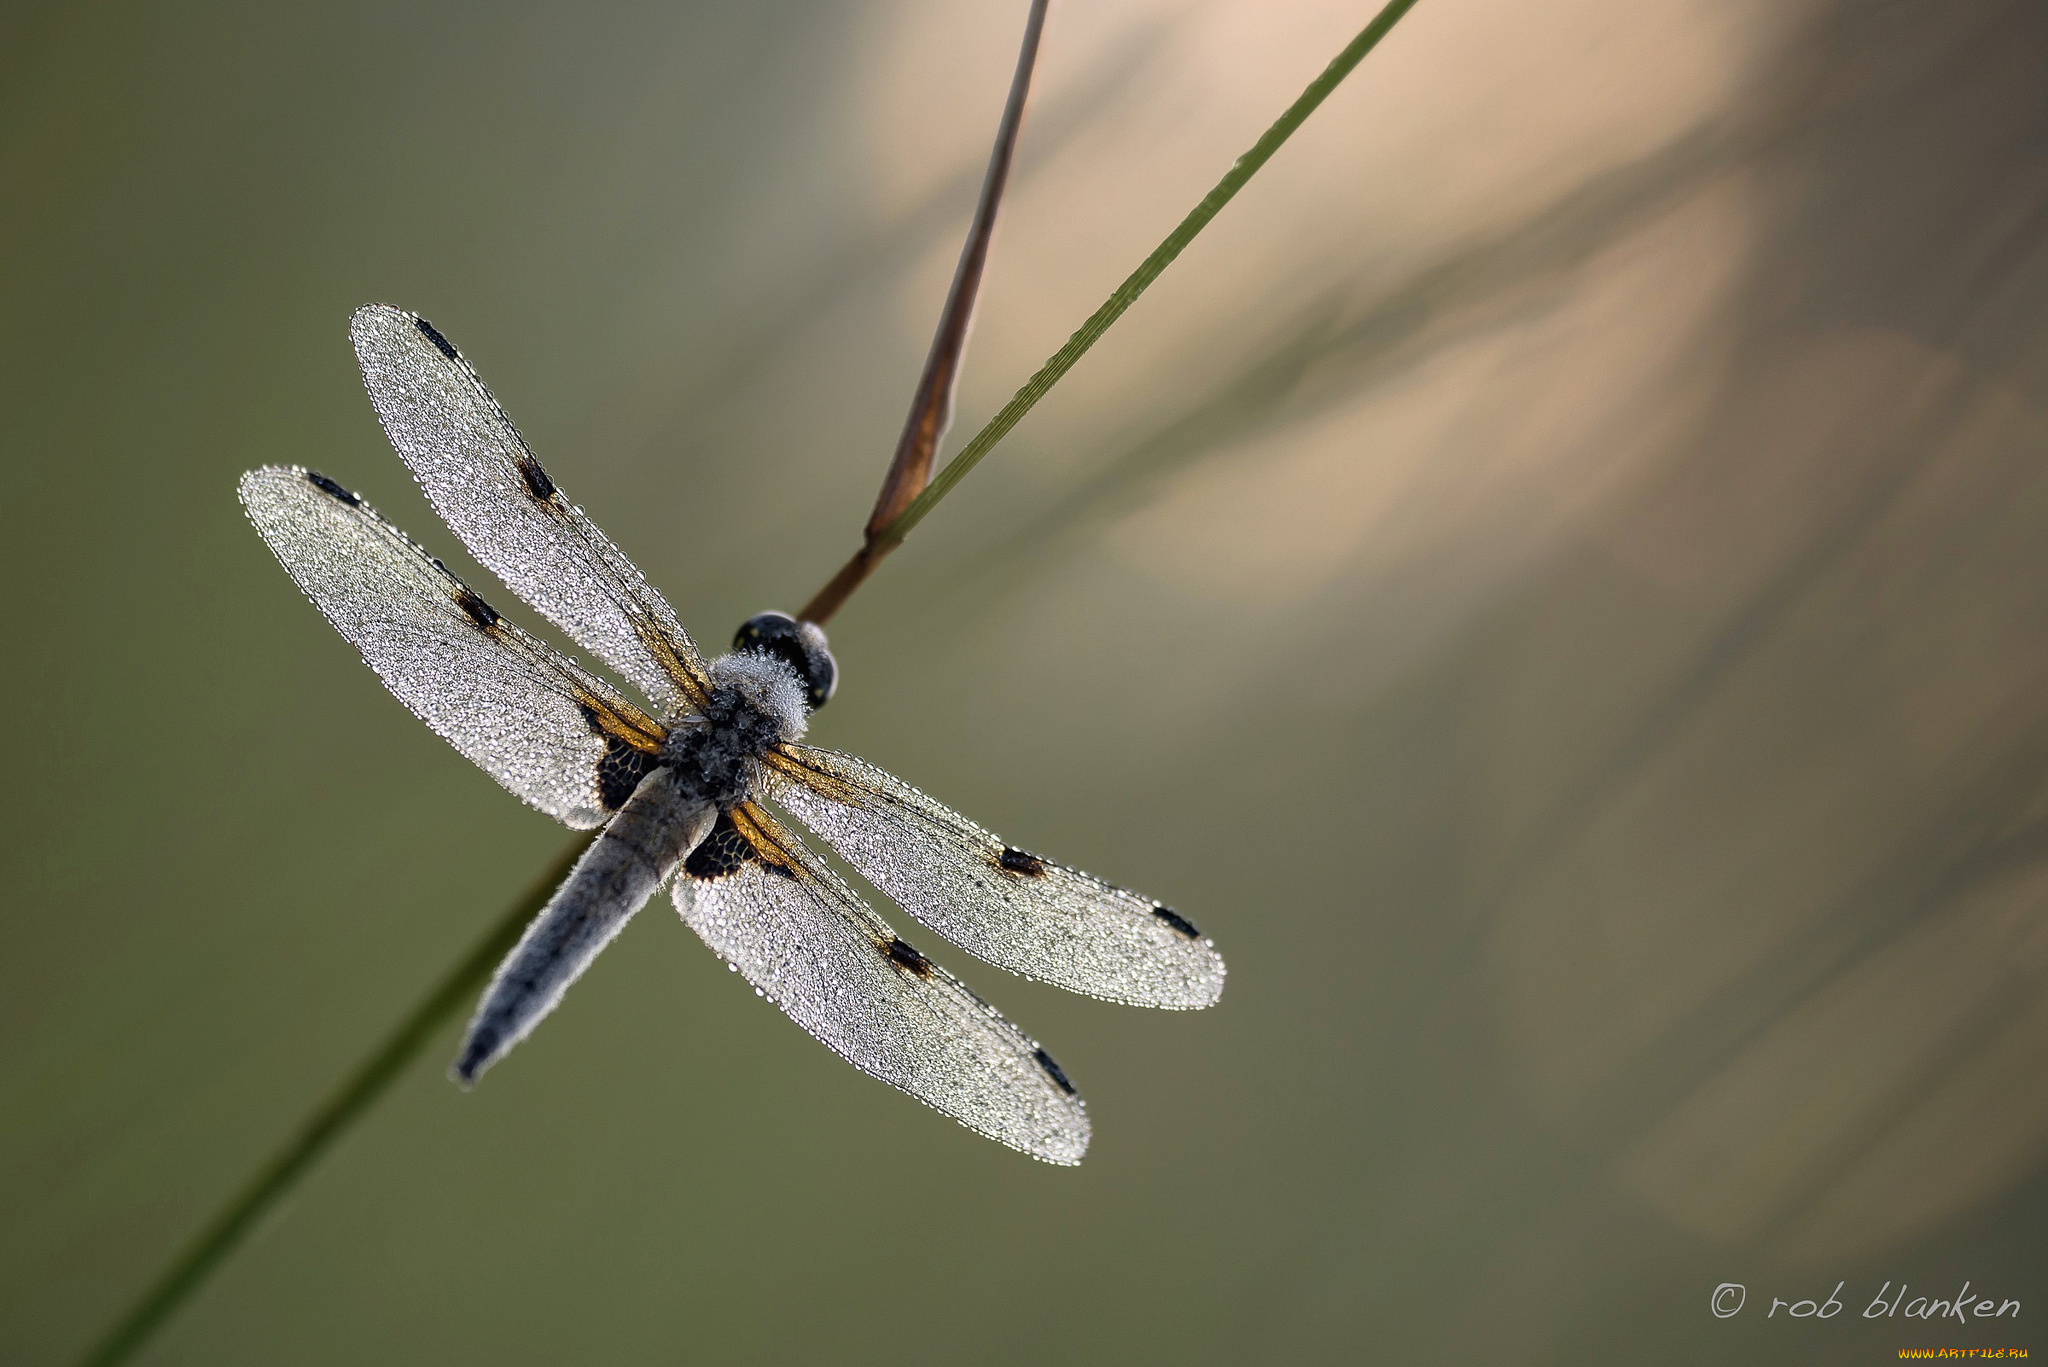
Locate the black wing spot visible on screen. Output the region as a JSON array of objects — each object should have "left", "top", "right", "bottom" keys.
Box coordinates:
[
  {"left": 453, "top": 586, "right": 500, "bottom": 630},
  {"left": 305, "top": 471, "right": 360, "bottom": 506},
  {"left": 512, "top": 451, "right": 557, "bottom": 502},
  {"left": 998, "top": 847, "right": 1048, "bottom": 877},
  {"left": 413, "top": 315, "right": 461, "bottom": 362},
  {"left": 885, "top": 938, "right": 934, "bottom": 977},
  {"left": 596, "top": 739, "right": 656, "bottom": 812},
  {"left": 683, "top": 809, "right": 755, "bottom": 880},
  {"left": 1032, "top": 1048, "right": 1078, "bottom": 1096},
  {"left": 682, "top": 808, "right": 797, "bottom": 880},
  {"left": 1151, "top": 905, "right": 1201, "bottom": 938},
  {"left": 578, "top": 703, "right": 660, "bottom": 812}
]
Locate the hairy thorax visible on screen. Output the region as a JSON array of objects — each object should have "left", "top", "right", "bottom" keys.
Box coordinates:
[{"left": 660, "top": 651, "right": 809, "bottom": 809}]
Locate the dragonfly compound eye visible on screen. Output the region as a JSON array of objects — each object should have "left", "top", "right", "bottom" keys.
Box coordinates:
[{"left": 733, "top": 611, "right": 838, "bottom": 711}]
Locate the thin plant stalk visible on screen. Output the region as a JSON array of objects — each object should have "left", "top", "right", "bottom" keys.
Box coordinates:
[
  {"left": 79, "top": 2, "right": 1421, "bottom": 1361},
  {"left": 800, "top": 0, "right": 1050, "bottom": 626},
  {"left": 803, "top": 0, "right": 1422, "bottom": 617},
  {"left": 75, "top": 840, "right": 584, "bottom": 1367}
]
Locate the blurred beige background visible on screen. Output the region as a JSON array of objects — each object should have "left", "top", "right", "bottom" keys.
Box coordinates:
[{"left": 3, "top": 0, "right": 2045, "bottom": 1361}]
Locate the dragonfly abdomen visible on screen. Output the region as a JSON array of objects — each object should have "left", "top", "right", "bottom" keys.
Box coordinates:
[{"left": 453, "top": 767, "right": 715, "bottom": 1084}]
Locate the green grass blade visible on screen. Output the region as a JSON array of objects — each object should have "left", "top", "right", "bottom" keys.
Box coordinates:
[
  {"left": 878, "top": 0, "right": 1422, "bottom": 548},
  {"left": 76, "top": 840, "right": 583, "bottom": 1367}
]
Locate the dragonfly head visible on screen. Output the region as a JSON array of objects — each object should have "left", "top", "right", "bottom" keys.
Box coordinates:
[{"left": 731, "top": 611, "right": 837, "bottom": 712}]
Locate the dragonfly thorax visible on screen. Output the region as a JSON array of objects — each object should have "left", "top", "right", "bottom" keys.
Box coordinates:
[{"left": 661, "top": 650, "right": 810, "bottom": 809}]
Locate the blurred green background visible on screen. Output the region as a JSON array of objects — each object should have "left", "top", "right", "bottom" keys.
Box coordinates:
[{"left": 5, "top": 0, "right": 2047, "bottom": 1361}]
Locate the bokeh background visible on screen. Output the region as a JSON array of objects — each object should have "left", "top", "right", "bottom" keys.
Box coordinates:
[{"left": 5, "top": 0, "right": 2047, "bottom": 1360}]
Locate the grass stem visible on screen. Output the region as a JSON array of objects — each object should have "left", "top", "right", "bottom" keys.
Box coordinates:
[
  {"left": 808, "top": 0, "right": 1423, "bottom": 609},
  {"left": 77, "top": 841, "right": 584, "bottom": 1367}
]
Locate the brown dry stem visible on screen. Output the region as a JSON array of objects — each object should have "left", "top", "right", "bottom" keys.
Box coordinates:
[{"left": 800, "top": 0, "right": 1049, "bottom": 625}]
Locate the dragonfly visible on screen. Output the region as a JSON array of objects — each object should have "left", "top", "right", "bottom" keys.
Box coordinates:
[{"left": 238, "top": 304, "right": 1226, "bottom": 1164}]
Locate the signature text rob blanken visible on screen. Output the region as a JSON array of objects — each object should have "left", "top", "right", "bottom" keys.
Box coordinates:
[{"left": 1711, "top": 1281, "right": 2021, "bottom": 1322}]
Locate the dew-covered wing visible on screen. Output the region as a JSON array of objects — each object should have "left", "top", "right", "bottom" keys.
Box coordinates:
[
  {"left": 240, "top": 465, "right": 666, "bottom": 828},
  {"left": 673, "top": 802, "right": 1090, "bottom": 1164},
  {"left": 765, "top": 746, "right": 1224, "bottom": 1009},
  {"left": 349, "top": 303, "right": 709, "bottom": 712}
]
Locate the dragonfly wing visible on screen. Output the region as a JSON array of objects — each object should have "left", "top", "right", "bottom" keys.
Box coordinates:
[
  {"left": 766, "top": 746, "right": 1224, "bottom": 1009},
  {"left": 674, "top": 802, "right": 1090, "bottom": 1164},
  {"left": 349, "top": 304, "right": 710, "bottom": 712},
  {"left": 239, "top": 464, "right": 666, "bottom": 829}
]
